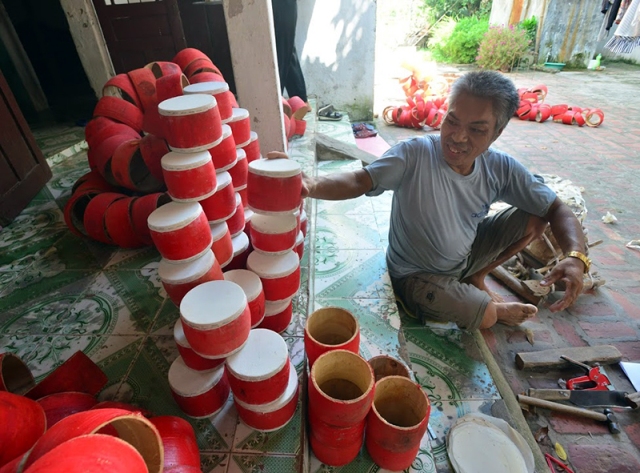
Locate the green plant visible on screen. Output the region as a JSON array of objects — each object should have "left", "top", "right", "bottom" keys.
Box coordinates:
[
  {"left": 476, "top": 25, "right": 531, "bottom": 71},
  {"left": 430, "top": 16, "right": 489, "bottom": 64},
  {"left": 517, "top": 16, "right": 538, "bottom": 44}
]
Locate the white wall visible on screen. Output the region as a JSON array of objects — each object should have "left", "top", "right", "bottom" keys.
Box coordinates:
[{"left": 296, "top": 0, "right": 376, "bottom": 121}]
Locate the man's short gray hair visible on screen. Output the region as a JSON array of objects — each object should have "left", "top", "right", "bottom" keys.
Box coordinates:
[{"left": 448, "top": 71, "right": 519, "bottom": 133}]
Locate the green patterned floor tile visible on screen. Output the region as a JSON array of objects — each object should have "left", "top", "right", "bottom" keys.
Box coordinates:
[
  {"left": 316, "top": 214, "right": 382, "bottom": 251},
  {"left": 26, "top": 186, "right": 55, "bottom": 208},
  {"left": 46, "top": 157, "right": 91, "bottom": 200},
  {"left": 315, "top": 196, "right": 375, "bottom": 216},
  {"left": 0, "top": 332, "right": 140, "bottom": 381},
  {"left": 202, "top": 453, "right": 230, "bottom": 473},
  {"left": 312, "top": 298, "right": 403, "bottom": 363},
  {"left": 314, "top": 250, "right": 389, "bottom": 300},
  {"left": 229, "top": 454, "right": 302, "bottom": 473},
  {"left": 105, "top": 246, "right": 161, "bottom": 269},
  {"left": 108, "top": 336, "right": 236, "bottom": 452},
  {"left": 0, "top": 202, "right": 67, "bottom": 265},
  {"left": 32, "top": 124, "right": 86, "bottom": 158},
  {"left": 43, "top": 232, "right": 105, "bottom": 270},
  {"left": 405, "top": 328, "right": 499, "bottom": 401},
  {"left": 281, "top": 289, "right": 309, "bottom": 338}
]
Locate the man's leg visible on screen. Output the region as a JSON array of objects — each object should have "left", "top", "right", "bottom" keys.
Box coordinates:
[{"left": 284, "top": 46, "right": 308, "bottom": 102}]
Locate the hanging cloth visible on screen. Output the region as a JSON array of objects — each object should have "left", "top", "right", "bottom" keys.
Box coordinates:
[{"left": 605, "top": 0, "right": 640, "bottom": 53}]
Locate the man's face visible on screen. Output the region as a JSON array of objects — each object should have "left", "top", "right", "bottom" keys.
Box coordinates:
[{"left": 439, "top": 92, "right": 502, "bottom": 175}]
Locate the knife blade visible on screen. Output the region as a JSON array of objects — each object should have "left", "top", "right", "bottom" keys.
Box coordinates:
[{"left": 527, "top": 389, "right": 638, "bottom": 408}]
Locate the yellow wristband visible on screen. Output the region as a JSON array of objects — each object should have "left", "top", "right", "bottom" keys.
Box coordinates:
[{"left": 566, "top": 251, "right": 591, "bottom": 273}]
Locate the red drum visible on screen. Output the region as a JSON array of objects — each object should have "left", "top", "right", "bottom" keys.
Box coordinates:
[
  {"left": 155, "top": 73, "right": 188, "bottom": 103},
  {"left": 172, "top": 48, "right": 210, "bottom": 71},
  {"left": 247, "top": 158, "right": 302, "bottom": 214},
  {"left": 147, "top": 201, "right": 212, "bottom": 263},
  {"left": 159, "top": 94, "right": 222, "bottom": 152},
  {"left": 258, "top": 298, "right": 293, "bottom": 334},
  {"left": 183, "top": 81, "right": 233, "bottom": 122},
  {"left": 180, "top": 280, "right": 251, "bottom": 358},
  {"left": 102, "top": 74, "right": 142, "bottom": 109},
  {"left": 84, "top": 192, "right": 126, "bottom": 244},
  {"left": 234, "top": 360, "right": 298, "bottom": 432},
  {"left": 189, "top": 71, "right": 225, "bottom": 84},
  {"left": 226, "top": 193, "right": 245, "bottom": 237},
  {"left": 304, "top": 307, "right": 360, "bottom": 369},
  {"left": 309, "top": 408, "right": 366, "bottom": 448},
  {"left": 200, "top": 171, "right": 235, "bottom": 222},
  {"left": 173, "top": 319, "right": 225, "bottom": 371},
  {"left": 300, "top": 209, "right": 308, "bottom": 237},
  {"left": 236, "top": 184, "right": 248, "bottom": 207},
  {"left": 131, "top": 193, "right": 171, "bottom": 246},
  {"left": 224, "top": 269, "right": 265, "bottom": 328},
  {"left": 104, "top": 197, "right": 145, "bottom": 248},
  {"left": 228, "top": 148, "right": 248, "bottom": 188},
  {"left": 161, "top": 150, "right": 217, "bottom": 201},
  {"left": 93, "top": 96, "right": 144, "bottom": 132},
  {"left": 168, "top": 358, "right": 229, "bottom": 418},
  {"left": 246, "top": 250, "right": 300, "bottom": 301},
  {"left": 310, "top": 429, "right": 363, "bottom": 467},
  {"left": 159, "top": 249, "right": 224, "bottom": 306},
  {"left": 139, "top": 133, "right": 169, "bottom": 182},
  {"left": 146, "top": 61, "right": 182, "bottom": 78},
  {"left": 148, "top": 416, "right": 200, "bottom": 470},
  {"left": 240, "top": 131, "right": 261, "bottom": 163},
  {"left": 0, "top": 352, "right": 35, "bottom": 394},
  {"left": 85, "top": 117, "right": 140, "bottom": 150},
  {"left": 207, "top": 124, "right": 236, "bottom": 170},
  {"left": 210, "top": 221, "right": 233, "bottom": 268},
  {"left": 250, "top": 213, "right": 297, "bottom": 255},
  {"left": 225, "top": 328, "right": 290, "bottom": 405},
  {"left": 225, "top": 231, "right": 250, "bottom": 271},
  {"left": 227, "top": 108, "right": 251, "bottom": 146},
  {"left": 295, "top": 230, "right": 304, "bottom": 260}
]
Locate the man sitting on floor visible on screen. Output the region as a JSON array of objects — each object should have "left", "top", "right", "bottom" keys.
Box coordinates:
[{"left": 268, "top": 70, "right": 588, "bottom": 330}]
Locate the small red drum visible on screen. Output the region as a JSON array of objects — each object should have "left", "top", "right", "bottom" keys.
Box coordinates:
[
  {"left": 300, "top": 209, "right": 308, "bottom": 237},
  {"left": 247, "top": 158, "right": 302, "bottom": 214},
  {"left": 258, "top": 298, "right": 293, "bottom": 334},
  {"left": 147, "top": 201, "right": 212, "bottom": 263},
  {"left": 228, "top": 148, "right": 248, "bottom": 188},
  {"left": 224, "top": 269, "right": 265, "bottom": 328},
  {"left": 180, "top": 280, "right": 251, "bottom": 358},
  {"left": 225, "top": 231, "right": 250, "bottom": 271},
  {"left": 226, "top": 193, "right": 245, "bottom": 237},
  {"left": 168, "top": 357, "right": 229, "bottom": 418},
  {"left": 234, "top": 360, "right": 298, "bottom": 432},
  {"left": 158, "top": 94, "right": 222, "bottom": 152},
  {"left": 210, "top": 221, "right": 233, "bottom": 268},
  {"left": 246, "top": 250, "right": 300, "bottom": 301},
  {"left": 200, "top": 171, "right": 235, "bottom": 222},
  {"left": 161, "top": 150, "right": 217, "bottom": 201},
  {"left": 159, "top": 249, "right": 223, "bottom": 306},
  {"left": 240, "top": 131, "right": 261, "bottom": 163},
  {"left": 295, "top": 230, "right": 304, "bottom": 260},
  {"left": 250, "top": 213, "right": 297, "bottom": 254},
  {"left": 225, "top": 328, "right": 290, "bottom": 405},
  {"left": 207, "top": 124, "right": 236, "bottom": 170},
  {"left": 236, "top": 184, "right": 248, "bottom": 207},
  {"left": 227, "top": 108, "right": 251, "bottom": 146},
  {"left": 183, "top": 81, "right": 233, "bottom": 122},
  {"left": 173, "top": 319, "right": 225, "bottom": 371}
]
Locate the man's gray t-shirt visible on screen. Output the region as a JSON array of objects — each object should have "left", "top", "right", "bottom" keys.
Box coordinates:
[{"left": 365, "top": 135, "right": 556, "bottom": 279}]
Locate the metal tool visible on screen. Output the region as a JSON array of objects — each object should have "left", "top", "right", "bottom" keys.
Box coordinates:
[
  {"left": 561, "top": 355, "right": 612, "bottom": 391},
  {"left": 545, "top": 453, "right": 574, "bottom": 473},
  {"left": 517, "top": 394, "right": 621, "bottom": 434},
  {"left": 527, "top": 388, "right": 640, "bottom": 409}
]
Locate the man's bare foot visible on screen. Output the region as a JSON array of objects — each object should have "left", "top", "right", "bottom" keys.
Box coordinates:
[
  {"left": 495, "top": 302, "right": 537, "bottom": 326},
  {"left": 466, "top": 274, "right": 504, "bottom": 303}
]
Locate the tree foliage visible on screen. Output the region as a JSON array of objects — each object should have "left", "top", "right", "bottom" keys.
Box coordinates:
[{"left": 422, "top": 0, "right": 492, "bottom": 21}]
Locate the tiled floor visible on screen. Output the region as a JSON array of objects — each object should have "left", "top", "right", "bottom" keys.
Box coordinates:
[{"left": 2, "top": 111, "right": 509, "bottom": 473}]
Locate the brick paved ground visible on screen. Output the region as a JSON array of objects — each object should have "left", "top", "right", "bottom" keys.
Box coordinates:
[{"left": 375, "top": 62, "right": 640, "bottom": 472}]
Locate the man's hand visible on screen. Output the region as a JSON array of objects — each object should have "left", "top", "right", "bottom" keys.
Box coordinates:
[
  {"left": 265, "top": 150, "right": 314, "bottom": 198},
  {"left": 540, "top": 257, "right": 585, "bottom": 312}
]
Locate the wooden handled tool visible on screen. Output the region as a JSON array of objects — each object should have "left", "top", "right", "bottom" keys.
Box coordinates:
[{"left": 517, "top": 394, "right": 620, "bottom": 434}]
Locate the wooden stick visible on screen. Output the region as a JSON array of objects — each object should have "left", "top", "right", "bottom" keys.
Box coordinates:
[
  {"left": 517, "top": 394, "right": 607, "bottom": 421},
  {"left": 490, "top": 266, "right": 541, "bottom": 305},
  {"left": 515, "top": 345, "right": 622, "bottom": 371}
]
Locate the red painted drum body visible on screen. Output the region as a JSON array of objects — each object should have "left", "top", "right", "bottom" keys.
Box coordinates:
[
  {"left": 243, "top": 208, "right": 254, "bottom": 237},
  {"left": 159, "top": 94, "right": 222, "bottom": 152},
  {"left": 308, "top": 350, "right": 375, "bottom": 427},
  {"left": 225, "top": 231, "right": 250, "bottom": 271},
  {"left": 234, "top": 360, "right": 298, "bottom": 431},
  {"left": 168, "top": 358, "right": 229, "bottom": 418},
  {"left": 173, "top": 319, "right": 225, "bottom": 371},
  {"left": 148, "top": 416, "right": 200, "bottom": 470},
  {"left": 246, "top": 251, "right": 300, "bottom": 301},
  {"left": 159, "top": 249, "right": 223, "bottom": 306},
  {"left": 258, "top": 298, "right": 293, "bottom": 333},
  {"left": 365, "top": 376, "right": 430, "bottom": 471},
  {"left": 131, "top": 193, "right": 171, "bottom": 246},
  {"left": 236, "top": 184, "right": 248, "bottom": 207},
  {"left": 240, "top": 131, "right": 260, "bottom": 163},
  {"left": 148, "top": 201, "right": 212, "bottom": 263},
  {"left": 304, "top": 307, "right": 360, "bottom": 369},
  {"left": 200, "top": 171, "right": 235, "bottom": 222},
  {"left": 209, "top": 221, "right": 233, "bottom": 268},
  {"left": 104, "top": 197, "right": 145, "bottom": 248},
  {"left": 180, "top": 280, "right": 251, "bottom": 359},
  {"left": 250, "top": 213, "right": 297, "bottom": 254},
  {"left": 227, "top": 108, "right": 251, "bottom": 146},
  {"left": 247, "top": 159, "right": 302, "bottom": 214},
  {"left": 226, "top": 194, "right": 245, "bottom": 237},
  {"left": 228, "top": 149, "right": 248, "bottom": 188},
  {"left": 225, "top": 329, "right": 290, "bottom": 405},
  {"left": 310, "top": 430, "right": 363, "bottom": 467},
  {"left": 206, "top": 124, "right": 236, "bottom": 170},
  {"left": 224, "top": 270, "right": 265, "bottom": 328},
  {"left": 161, "top": 150, "right": 217, "bottom": 201},
  {"left": 183, "top": 81, "right": 233, "bottom": 122},
  {"left": 295, "top": 231, "right": 304, "bottom": 260}
]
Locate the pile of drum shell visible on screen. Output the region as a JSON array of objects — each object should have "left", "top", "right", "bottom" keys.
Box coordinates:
[
  {"left": 515, "top": 84, "right": 605, "bottom": 127},
  {"left": 0, "top": 351, "right": 201, "bottom": 473}
]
